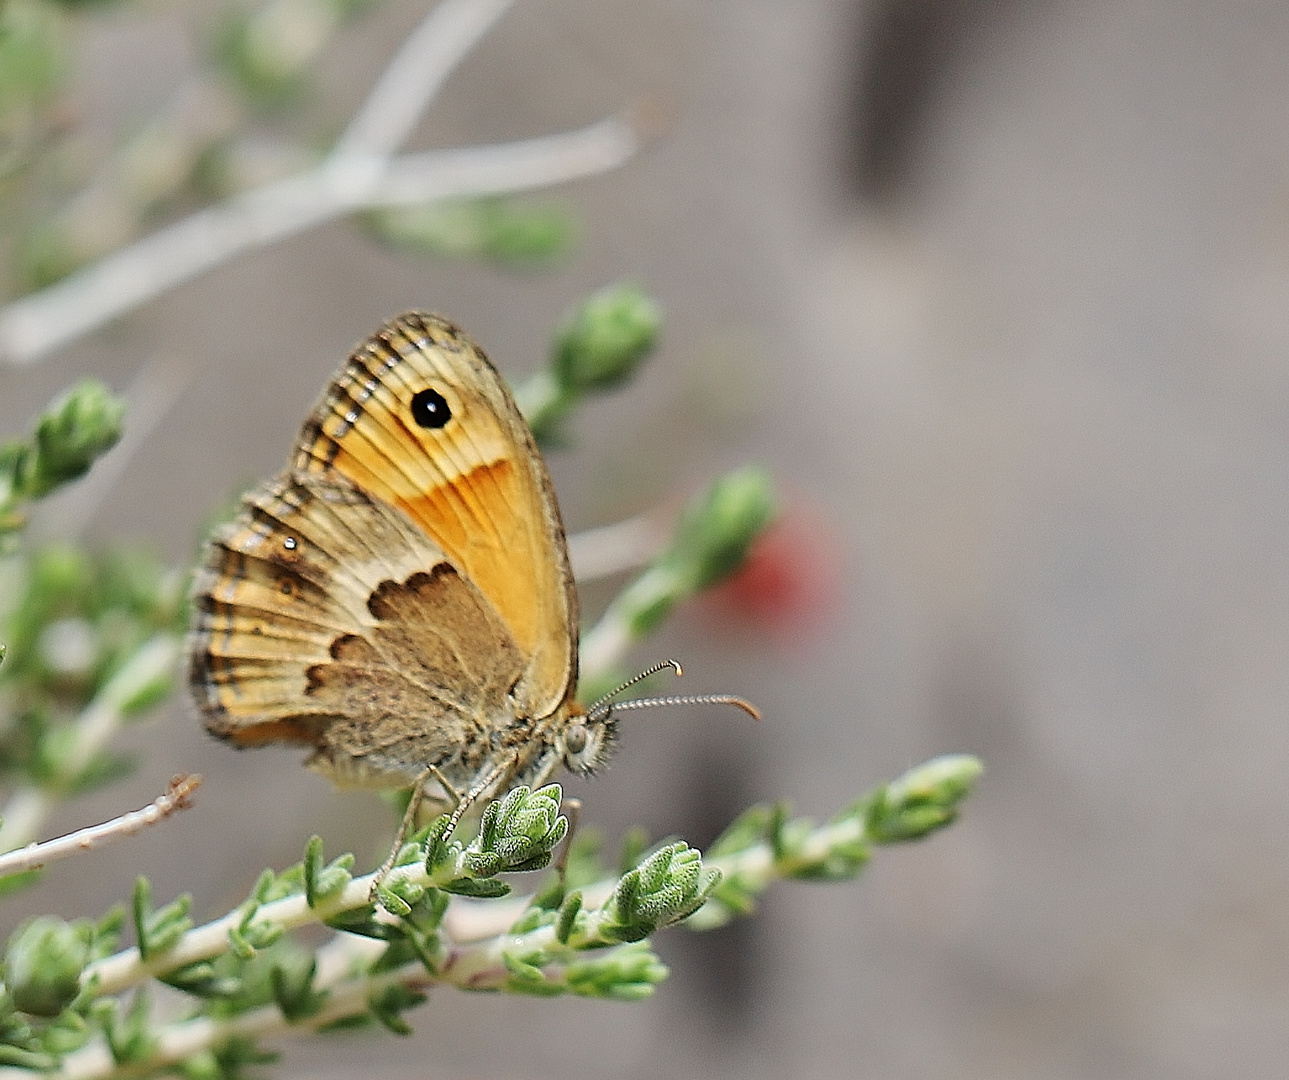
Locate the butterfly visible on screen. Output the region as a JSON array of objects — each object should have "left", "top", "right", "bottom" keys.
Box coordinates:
[{"left": 188, "top": 312, "right": 755, "bottom": 854}]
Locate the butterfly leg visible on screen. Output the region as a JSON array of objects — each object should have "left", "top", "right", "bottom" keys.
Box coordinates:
[
  {"left": 443, "top": 753, "right": 521, "bottom": 837},
  {"left": 369, "top": 766, "right": 438, "bottom": 899},
  {"left": 428, "top": 764, "right": 464, "bottom": 811},
  {"left": 371, "top": 755, "right": 519, "bottom": 901}
]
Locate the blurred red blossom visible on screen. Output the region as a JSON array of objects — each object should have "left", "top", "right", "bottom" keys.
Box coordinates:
[{"left": 700, "top": 500, "right": 842, "bottom": 638}]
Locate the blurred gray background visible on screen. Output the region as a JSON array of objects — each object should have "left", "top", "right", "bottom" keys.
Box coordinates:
[{"left": 6, "top": 0, "right": 1289, "bottom": 1077}]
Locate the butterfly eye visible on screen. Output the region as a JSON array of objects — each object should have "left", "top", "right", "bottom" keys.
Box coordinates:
[
  {"left": 410, "top": 387, "right": 451, "bottom": 429},
  {"left": 563, "top": 723, "right": 588, "bottom": 756}
]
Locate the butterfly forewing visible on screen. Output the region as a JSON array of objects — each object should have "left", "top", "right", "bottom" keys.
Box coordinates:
[{"left": 290, "top": 314, "right": 577, "bottom": 717}]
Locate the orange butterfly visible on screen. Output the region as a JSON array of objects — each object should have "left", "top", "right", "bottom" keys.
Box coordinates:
[{"left": 189, "top": 313, "right": 755, "bottom": 860}]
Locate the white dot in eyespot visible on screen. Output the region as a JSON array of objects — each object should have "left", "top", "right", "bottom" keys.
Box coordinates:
[{"left": 284, "top": 536, "right": 297, "bottom": 550}]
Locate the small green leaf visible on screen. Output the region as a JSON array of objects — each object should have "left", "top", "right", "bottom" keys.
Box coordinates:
[
  {"left": 368, "top": 984, "right": 426, "bottom": 1035},
  {"left": 324, "top": 905, "right": 395, "bottom": 941},
  {"left": 502, "top": 953, "right": 547, "bottom": 985},
  {"left": 227, "top": 926, "right": 258, "bottom": 962},
  {"left": 508, "top": 906, "right": 549, "bottom": 935},
  {"left": 269, "top": 955, "right": 325, "bottom": 1022},
  {"left": 248, "top": 868, "right": 277, "bottom": 904},
  {"left": 159, "top": 962, "right": 241, "bottom": 999},
  {"left": 132, "top": 879, "right": 191, "bottom": 960},
  {"left": 422, "top": 816, "right": 455, "bottom": 873},
  {"left": 374, "top": 885, "right": 412, "bottom": 918},
  {"left": 0, "top": 1045, "right": 56, "bottom": 1069},
  {"left": 555, "top": 890, "right": 583, "bottom": 945},
  {"left": 103, "top": 989, "right": 155, "bottom": 1066},
  {"left": 302, "top": 836, "right": 352, "bottom": 907},
  {"left": 440, "top": 877, "right": 511, "bottom": 899}
]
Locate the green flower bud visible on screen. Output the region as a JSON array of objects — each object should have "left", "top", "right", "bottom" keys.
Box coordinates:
[
  {"left": 601, "top": 843, "right": 719, "bottom": 941},
  {"left": 552, "top": 283, "right": 660, "bottom": 394},
  {"left": 25, "top": 382, "right": 124, "bottom": 498},
  {"left": 866, "top": 754, "right": 984, "bottom": 843},
  {"left": 214, "top": 0, "right": 338, "bottom": 103},
  {"left": 465, "top": 785, "right": 568, "bottom": 876},
  {"left": 4, "top": 917, "right": 86, "bottom": 1017},
  {"left": 664, "top": 467, "right": 777, "bottom": 591},
  {"left": 887, "top": 753, "right": 983, "bottom": 806},
  {"left": 565, "top": 941, "right": 668, "bottom": 1000}
]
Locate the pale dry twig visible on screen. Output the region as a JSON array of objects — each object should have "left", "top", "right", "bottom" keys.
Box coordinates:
[
  {"left": 0, "top": 0, "right": 645, "bottom": 365},
  {"left": 0, "top": 775, "right": 201, "bottom": 878}
]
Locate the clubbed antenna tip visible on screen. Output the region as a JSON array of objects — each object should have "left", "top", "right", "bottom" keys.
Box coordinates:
[{"left": 586, "top": 659, "right": 683, "bottom": 718}]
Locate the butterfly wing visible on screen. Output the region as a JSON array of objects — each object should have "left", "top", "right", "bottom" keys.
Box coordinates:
[
  {"left": 290, "top": 313, "right": 577, "bottom": 719},
  {"left": 188, "top": 313, "right": 578, "bottom": 787},
  {"left": 189, "top": 475, "right": 531, "bottom": 786}
]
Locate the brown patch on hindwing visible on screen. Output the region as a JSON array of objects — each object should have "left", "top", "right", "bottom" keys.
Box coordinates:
[{"left": 300, "top": 562, "right": 527, "bottom": 787}]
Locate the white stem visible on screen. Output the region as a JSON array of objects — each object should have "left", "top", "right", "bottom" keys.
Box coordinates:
[
  {"left": 0, "top": 775, "right": 199, "bottom": 877},
  {"left": 368, "top": 115, "right": 641, "bottom": 205},
  {"left": 0, "top": 172, "right": 342, "bottom": 365},
  {"left": 0, "top": 117, "right": 641, "bottom": 366},
  {"left": 332, "top": 0, "right": 515, "bottom": 162}
]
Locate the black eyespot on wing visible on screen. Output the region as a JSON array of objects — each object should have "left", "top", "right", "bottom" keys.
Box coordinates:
[{"left": 410, "top": 387, "right": 451, "bottom": 429}]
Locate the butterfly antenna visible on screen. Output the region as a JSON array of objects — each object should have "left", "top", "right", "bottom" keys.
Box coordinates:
[
  {"left": 586, "top": 659, "right": 683, "bottom": 719},
  {"left": 606, "top": 694, "right": 762, "bottom": 721}
]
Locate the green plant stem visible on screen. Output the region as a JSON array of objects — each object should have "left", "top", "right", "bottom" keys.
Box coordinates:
[
  {"left": 78, "top": 785, "right": 873, "bottom": 1001},
  {"left": 578, "top": 565, "right": 679, "bottom": 677}
]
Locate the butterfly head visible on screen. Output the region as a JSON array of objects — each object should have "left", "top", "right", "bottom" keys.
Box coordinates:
[{"left": 554, "top": 703, "right": 618, "bottom": 776}]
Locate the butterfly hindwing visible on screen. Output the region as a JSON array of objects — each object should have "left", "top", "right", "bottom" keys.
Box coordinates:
[{"left": 190, "top": 472, "right": 534, "bottom": 787}]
